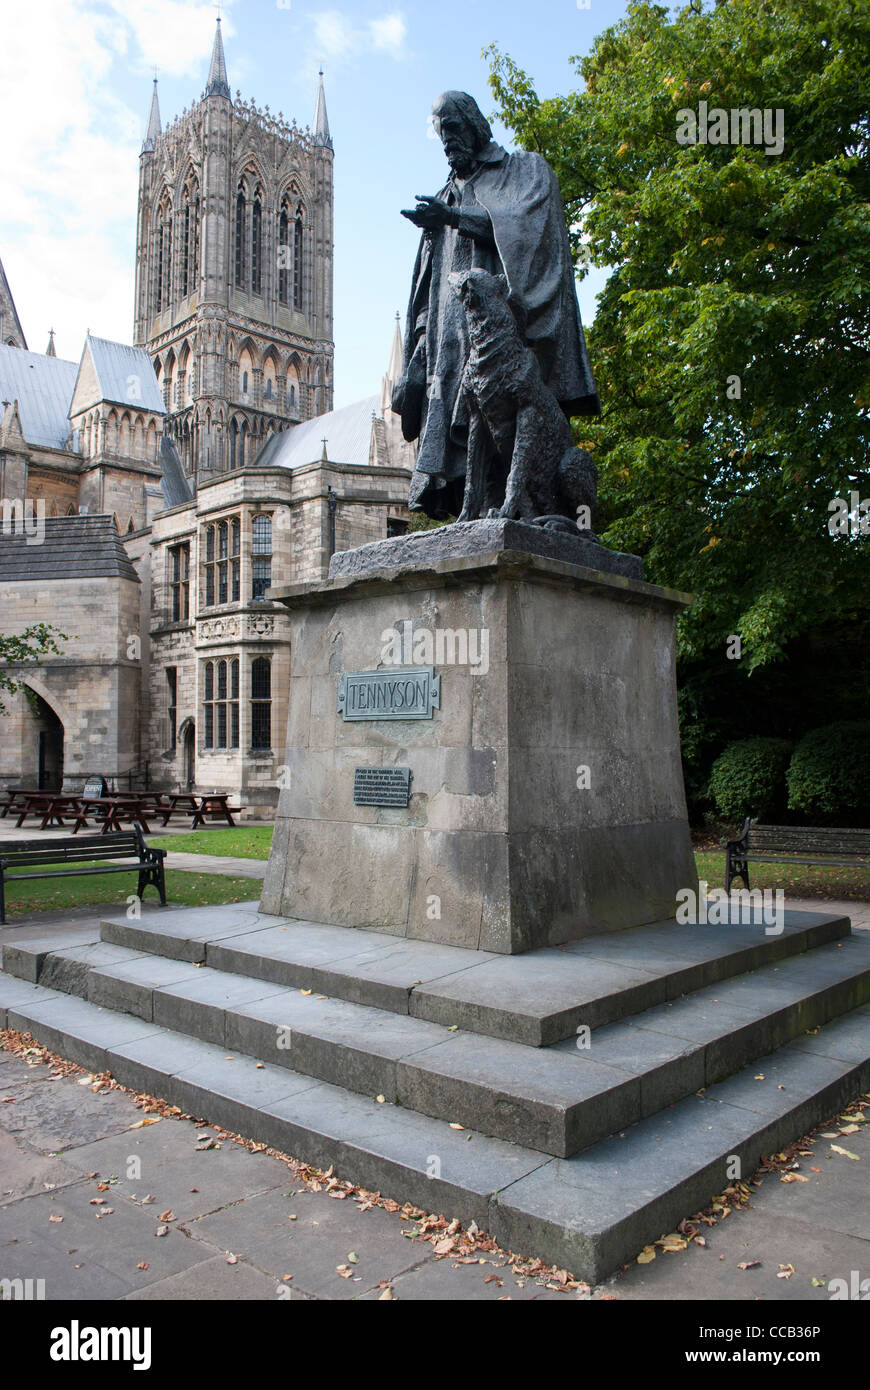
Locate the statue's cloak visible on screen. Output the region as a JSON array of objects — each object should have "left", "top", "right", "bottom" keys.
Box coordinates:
[{"left": 394, "top": 142, "right": 599, "bottom": 514}]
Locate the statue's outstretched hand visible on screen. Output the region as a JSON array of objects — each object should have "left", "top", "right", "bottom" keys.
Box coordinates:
[{"left": 401, "top": 195, "right": 454, "bottom": 230}]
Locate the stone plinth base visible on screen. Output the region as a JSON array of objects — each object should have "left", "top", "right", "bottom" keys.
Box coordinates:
[{"left": 262, "top": 522, "right": 697, "bottom": 954}]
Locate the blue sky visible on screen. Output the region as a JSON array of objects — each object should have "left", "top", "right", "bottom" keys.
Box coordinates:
[{"left": 1, "top": 0, "right": 634, "bottom": 407}]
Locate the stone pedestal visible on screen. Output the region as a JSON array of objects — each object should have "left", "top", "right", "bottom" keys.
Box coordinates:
[{"left": 261, "top": 521, "right": 697, "bottom": 954}]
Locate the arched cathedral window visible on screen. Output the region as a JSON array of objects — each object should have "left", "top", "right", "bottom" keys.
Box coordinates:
[
  {"left": 234, "top": 185, "right": 246, "bottom": 289},
  {"left": 155, "top": 191, "right": 172, "bottom": 312},
  {"left": 278, "top": 203, "right": 289, "bottom": 305},
  {"left": 181, "top": 174, "right": 199, "bottom": 299},
  {"left": 252, "top": 189, "right": 263, "bottom": 295},
  {"left": 294, "top": 205, "right": 305, "bottom": 312}
]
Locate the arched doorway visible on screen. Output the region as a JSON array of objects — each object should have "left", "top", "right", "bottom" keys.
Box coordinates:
[
  {"left": 33, "top": 695, "right": 64, "bottom": 790},
  {"left": 183, "top": 724, "right": 196, "bottom": 790}
]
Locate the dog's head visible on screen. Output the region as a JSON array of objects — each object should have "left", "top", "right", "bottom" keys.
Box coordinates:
[{"left": 448, "top": 268, "right": 510, "bottom": 316}]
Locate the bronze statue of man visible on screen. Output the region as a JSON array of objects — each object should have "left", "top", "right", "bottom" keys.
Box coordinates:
[{"left": 393, "top": 90, "right": 599, "bottom": 521}]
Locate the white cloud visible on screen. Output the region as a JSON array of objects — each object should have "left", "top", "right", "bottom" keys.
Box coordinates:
[
  {"left": 368, "top": 13, "right": 406, "bottom": 58},
  {"left": 312, "top": 10, "right": 358, "bottom": 62},
  {"left": 0, "top": 0, "right": 237, "bottom": 356},
  {"left": 308, "top": 8, "right": 407, "bottom": 69}
]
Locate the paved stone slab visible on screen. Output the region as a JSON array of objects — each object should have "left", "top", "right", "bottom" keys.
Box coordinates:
[
  {"left": 0, "top": 1223, "right": 137, "bottom": 1300},
  {"left": 188, "top": 1185, "right": 429, "bottom": 1299},
  {"left": 0, "top": 1127, "right": 86, "bottom": 1206},
  {"left": 0, "top": 1183, "right": 214, "bottom": 1288},
  {"left": 609, "top": 1206, "right": 870, "bottom": 1302},
  {"left": 790, "top": 1007, "right": 870, "bottom": 1065},
  {"left": 0, "top": 1069, "right": 147, "bottom": 1152},
  {"left": 61, "top": 1121, "right": 290, "bottom": 1223},
  {"left": 121, "top": 1255, "right": 281, "bottom": 1300}
]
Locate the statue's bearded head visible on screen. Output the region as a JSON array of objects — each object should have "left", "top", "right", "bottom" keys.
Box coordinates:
[{"left": 432, "top": 92, "right": 493, "bottom": 177}]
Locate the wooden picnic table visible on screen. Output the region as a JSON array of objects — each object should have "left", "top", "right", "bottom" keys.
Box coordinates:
[
  {"left": 191, "top": 794, "right": 236, "bottom": 829},
  {"left": 71, "top": 797, "right": 154, "bottom": 835},
  {"left": 13, "top": 793, "right": 83, "bottom": 831},
  {"left": 157, "top": 792, "right": 237, "bottom": 829},
  {"left": 157, "top": 793, "right": 200, "bottom": 826},
  {"left": 1, "top": 789, "right": 47, "bottom": 819}
]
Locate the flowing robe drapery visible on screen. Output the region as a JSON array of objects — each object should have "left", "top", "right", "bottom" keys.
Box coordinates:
[{"left": 393, "top": 141, "right": 599, "bottom": 516}]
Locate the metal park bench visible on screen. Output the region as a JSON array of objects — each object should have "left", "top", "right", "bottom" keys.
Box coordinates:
[
  {"left": 0, "top": 827, "right": 167, "bottom": 924},
  {"left": 724, "top": 820, "right": 870, "bottom": 894}
]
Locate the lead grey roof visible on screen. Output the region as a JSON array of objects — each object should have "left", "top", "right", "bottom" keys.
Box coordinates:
[
  {"left": 254, "top": 395, "right": 379, "bottom": 470},
  {"left": 82, "top": 336, "right": 166, "bottom": 414},
  {"left": 0, "top": 514, "right": 140, "bottom": 582},
  {"left": 0, "top": 344, "right": 78, "bottom": 448},
  {"left": 160, "top": 434, "right": 193, "bottom": 508}
]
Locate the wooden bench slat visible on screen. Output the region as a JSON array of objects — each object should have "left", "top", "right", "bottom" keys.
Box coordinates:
[{"left": 725, "top": 818, "right": 870, "bottom": 892}]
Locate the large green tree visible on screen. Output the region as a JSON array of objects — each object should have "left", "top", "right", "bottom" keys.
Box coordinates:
[{"left": 487, "top": 0, "right": 870, "bottom": 810}]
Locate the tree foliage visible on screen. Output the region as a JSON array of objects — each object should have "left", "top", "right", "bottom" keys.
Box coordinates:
[
  {"left": 486, "top": 0, "right": 870, "bottom": 798},
  {"left": 0, "top": 624, "right": 68, "bottom": 714}
]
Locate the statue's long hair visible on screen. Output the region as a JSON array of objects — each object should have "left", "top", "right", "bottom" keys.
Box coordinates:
[{"left": 432, "top": 91, "right": 493, "bottom": 150}]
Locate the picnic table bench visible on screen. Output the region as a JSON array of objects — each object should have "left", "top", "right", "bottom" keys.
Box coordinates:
[
  {"left": 158, "top": 793, "right": 237, "bottom": 828},
  {"left": 725, "top": 820, "right": 870, "bottom": 893},
  {"left": 71, "top": 797, "right": 156, "bottom": 835},
  {"left": 0, "top": 827, "right": 167, "bottom": 924},
  {"left": 12, "top": 792, "right": 82, "bottom": 831}
]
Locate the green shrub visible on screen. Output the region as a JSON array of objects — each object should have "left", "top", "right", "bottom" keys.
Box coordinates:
[
  {"left": 708, "top": 737, "right": 793, "bottom": 822},
  {"left": 787, "top": 721, "right": 870, "bottom": 824}
]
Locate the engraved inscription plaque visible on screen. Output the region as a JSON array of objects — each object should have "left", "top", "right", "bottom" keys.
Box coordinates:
[
  {"left": 353, "top": 767, "right": 412, "bottom": 807},
  {"left": 338, "top": 667, "right": 441, "bottom": 721}
]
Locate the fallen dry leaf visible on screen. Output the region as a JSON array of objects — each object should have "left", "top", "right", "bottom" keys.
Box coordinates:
[
  {"left": 154, "top": 1226, "right": 169, "bottom": 1237},
  {"left": 48, "top": 1214, "right": 63, "bottom": 1224},
  {"left": 379, "top": 1286, "right": 395, "bottom": 1300},
  {"left": 636, "top": 1247, "right": 656, "bottom": 1264},
  {"left": 136, "top": 1262, "right": 149, "bottom": 1271},
  {"left": 738, "top": 1261, "right": 761, "bottom": 1270},
  {"left": 777, "top": 1264, "right": 795, "bottom": 1279},
  {"left": 780, "top": 1172, "right": 810, "bottom": 1183},
  {"left": 830, "top": 1145, "right": 860, "bottom": 1160}
]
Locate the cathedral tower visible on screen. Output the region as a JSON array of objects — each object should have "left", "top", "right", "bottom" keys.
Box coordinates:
[{"left": 133, "top": 20, "right": 334, "bottom": 484}]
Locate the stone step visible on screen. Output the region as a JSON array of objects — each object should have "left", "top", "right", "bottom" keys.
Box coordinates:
[
  {"left": 6, "top": 926, "right": 869, "bottom": 1158},
  {"left": 1, "top": 968, "right": 868, "bottom": 1283},
  {"left": 96, "top": 901, "right": 851, "bottom": 1045}
]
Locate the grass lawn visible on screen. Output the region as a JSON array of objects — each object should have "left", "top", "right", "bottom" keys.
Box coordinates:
[
  {"left": 695, "top": 850, "right": 870, "bottom": 901},
  {"left": 1, "top": 863, "right": 258, "bottom": 921},
  {"left": 147, "top": 826, "right": 273, "bottom": 859}
]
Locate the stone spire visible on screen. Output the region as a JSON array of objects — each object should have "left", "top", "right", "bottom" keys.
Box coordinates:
[
  {"left": 205, "top": 18, "right": 230, "bottom": 99},
  {"left": 142, "top": 78, "right": 161, "bottom": 153},
  {"left": 313, "top": 69, "right": 332, "bottom": 148},
  {"left": 46, "top": 328, "right": 56, "bottom": 357},
  {"left": 381, "top": 312, "right": 403, "bottom": 413}
]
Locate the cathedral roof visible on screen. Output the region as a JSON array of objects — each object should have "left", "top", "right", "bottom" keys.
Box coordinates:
[
  {"left": 0, "top": 344, "right": 77, "bottom": 449},
  {"left": 0, "top": 514, "right": 140, "bottom": 583},
  {"left": 253, "top": 395, "right": 380, "bottom": 471},
  {"left": 159, "top": 434, "right": 194, "bottom": 509},
  {"left": 71, "top": 336, "right": 166, "bottom": 416},
  {"left": 205, "top": 18, "right": 231, "bottom": 99}
]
